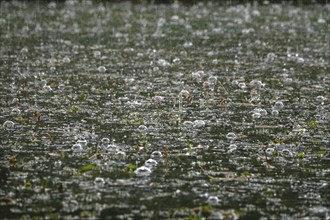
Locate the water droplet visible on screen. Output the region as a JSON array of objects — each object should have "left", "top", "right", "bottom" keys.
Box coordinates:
[
  {"left": 134, "top": 166, "right": 152, "bottom": 177},
  {"left": 97, "top": 66, "right": 106, "bottom": 73},
  {"left": 62, "top": 199, "right": 79, "bottom": 212},
  {"left": 151, "top": 151, "right": 163, "bottom": 160},
  {"left": 94, "top": 177, "right": 105, "bottom": 187},
  {"left": 183, "top": 121, "right": 194, "bottom": 129},
  {"left": 3, "top": 120, "right": 15, "bottom": 130},
  {"left": 173, "top": 58, "right": 181, "bottom": 64},
  {"left": 238, "top": 82, "right": 247, "bottom": 89},
  {"left": 72, "top": 143, "right": 83, "bottom": 153},
  {"left": 207, "top": 196, "right": 220, "bottom": 205},
  {"left": 144, "top": 159, "right": 158, "bottom": 169},
  {"left": 138, "top": 125, "right": 148, "bottom": 132},
  {"left": 226, "top": 132, "right": 237, "bottom": 140}
]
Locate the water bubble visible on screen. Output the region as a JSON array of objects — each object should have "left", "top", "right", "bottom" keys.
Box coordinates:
[
  {"left": 105, "top": 144, "right": 118, "bottom": 153},
  {"left": 101, "top": 138, "right": 110, "bottom": 145},
  {"left": 115, "top": 151, "right": 126, "bottom": 160},
  {"left": 54, "top": 160, "right": 62, "bottom": 168},
  {"left": 273, "top": 101, "right": 284, "bottom": 110},
  {"left": 3, "top": 120, "right": 15, "bottom": 130},
  {"left": 76, "top": 139, "right": 87, "bottom": 147},
  {"left": 226, "top": 132, "right": 237, "bottom": 140},
  {"left": 179, "top": 89, "right": 190, "bottom": 98},
  {"left": 207, "top": 196, "right": 220, "bottom": 205},
  {"left": 93, "top": 50, "right": 101, "bottom": 57},
  {"left": 72, "top": 143, "right": 83, "bottom": 153},
  {"left": 62, "top": 199, "right": 79, "bottom": 212},
  {"left": 144, "top": 159, "right": 158, "bottom": 169},
  {"left": 157, "top": 59, "right": 169, "bottom": 67},
  {"left": 207, "top": 76, "right": 217, "bottom": 87},
  {"left": 134, "top": 166, "right": 152, "bottom": 177},
  {"left": 193, "top": 120, "right": 206, "bottom": 128},
  {"left": 183, "top": 121, "right": 194, "bottom": 129},
  {"left": 227, "top": 144, "right": 237, "bottom": 153},
  {"left": 238, "top": 82, "right": 246, "bottom": 89},
  {"left": 138, "top": 125, "right": 148, "bottom": 132},
  {"left": 192, "top": 70, "right": 204, "bottom": 82},
  {"left": 11, "top": 108, "right": 21, "bottom": 115},
  {"left": 249, "top": 80, "right": 265, "bottom": 89},
  {"left": 151, "top": 151, "right": 163, "bottom": 160},
  {"left": 62, "top": 56, "right": 71, "bottom": 63},
  {"left": 154, "top": 96, "right": 164, "bottom": 104},
  {"left": 97, "top": 66, "right": 106, "bottom": 73},
  {"left": 94, "top": 177, "right": 105, "bottom": 187},
  {"left": 183, "top": 41, "right": 193, "bottom": 48},
  {"left": 252, "top": 112, "right": 261, "bottom": 119},
  {"left": 265, "top": 148, "right": 275, "bottom": 156},
  {"left": 280, "top": 149, "right": 294, "bottom": 157},
  {"left": 173, "top": 58, "right": 181, "bottom": 64},
  {"left": 271, "top": 109, "right": 279, "bottom": 116}
]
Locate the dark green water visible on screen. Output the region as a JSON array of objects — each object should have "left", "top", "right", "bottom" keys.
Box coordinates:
[{"left": 0, "top": 1, "right": 329, "bottom": 219}]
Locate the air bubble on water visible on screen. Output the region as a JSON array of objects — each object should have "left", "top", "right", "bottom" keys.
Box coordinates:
[
  {"left": 183, "top": 121, "right": 194, "bottom": 129},
  {"left": 20, "top": 47, "right": 28, "bottom": 55},
  {"left": 151, "top": 151, "right": 163, "bottom": 160},
  {"left": 183, "top": 41, "right": 193, "bottom": 48},
  {"left": 207, "top": 196, "right": 220, "bottom": 205},
  {"left": 227, "top": 144, "right": 237, "bottom": 153},
  {"left": 226, "top": 132, "right": 237, "bottom": 140},
  {"left": 238, "top": 82, "right": 246, "bottom": 89},
  {"left": 316, "top": 96, "right": 326, "bottom": 105},
  {"left": 249, "top": 80, "right": 265, "bottom": 89},
  {"left": 280, "top": 149, "right": 294, "bottom": 157},
  {"left": 3, "top": 120, "right": 15, "bottom": 130},
  {"left": 193, "top": 120, "right": 206, "bottom": 128},
  {"left": 93, "top": 50, "right": 101, "bottom": 57},
  {"left": 173, "top": 58, "right": 181, "bottom": 64},
  {"left": 54, "top": 160, "right": 62, "bottom": 168},
  {"left": 207, "top": 76, "right": 217, "bottom": 89},
  {"left": 62, "top": 199, "right": 79, "bottom": 213},
  {"left": 157, "top": 59, "right": 170, "bottom": 67},
  {"left": 265, "top": 147, "right": 275, "bottom": 156},
  {"left": 144, "top": 158, "right": 158, "bottom": 169},
  {"left": 273, "top": 101, "right": 284, "bottom": 110},
  {"left": 101, "top": 137, "right": 110, "bottom": 145},
  {"left": 252, "top": 112, "right": 261, "bottom": 119},
  {"left": 179, "top": 89, "right": 190, "bottom": 98},
  {"left": 105, "top": 144, "right": 118, "bottom": 153},
  {"left": 97, "top": 66, "right": 106, "bottom": 73},
  {"left": 76, "top": 139, "right": 87, "bottom": 147},
  {"left": 115, "top": 151, "right": 126, "bottom": 160},
  {"left": 271, "top": 109, "right": 279, "bottom": 116},
  {"left": 154, "top": 95, "right": 164, "bottom": 104},
  {"left": 134, "top": 166, "right": 152, "bottom": 177},
  {"left": 192, "top": 71, "right": 204, "bottom": 82},
  {"left": 11, "top": 108, "right": 21, "bottom": 115},
  {"left": 94, "top": 177, "right": 105, "bottom": 187},
  {"left": 138, "top": 125, "right": 148, "bottom": 132},
  {"left": 62, "top": 56, "right": 71, "bottom": 63},
  {"left": 72, "top": 143, "right": 83, "bottom": 153}
]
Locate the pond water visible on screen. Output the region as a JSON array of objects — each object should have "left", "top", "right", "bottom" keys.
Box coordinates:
[{"left": 0, "top": 1, "right": 329, "bottom": 219}]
